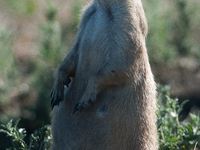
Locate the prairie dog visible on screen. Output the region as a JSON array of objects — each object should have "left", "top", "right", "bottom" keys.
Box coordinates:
[{"left": 51, "top": 0, "right": 158, "bottom": 149}]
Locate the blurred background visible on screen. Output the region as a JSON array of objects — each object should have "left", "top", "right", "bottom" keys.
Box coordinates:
[{"left": 0, "top": 0, "right": 199, "bottom": 149}]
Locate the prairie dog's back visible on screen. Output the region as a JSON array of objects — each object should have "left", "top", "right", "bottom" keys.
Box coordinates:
[{"left": 51, "top": 0, "right": 158, "bottom": 149}]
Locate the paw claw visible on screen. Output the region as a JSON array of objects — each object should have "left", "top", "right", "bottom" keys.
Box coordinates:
[
  {"left": 78, "top": 105, "right": 84, "bottom": 112},
  {"left": 72, "top": 88, "right": 98, "bottom": 114},
  {"left": 72, "top": 102, "right": 79, "bottom": 114},
  {"left": 72, "top": 101, "right": 85, "bottom": 114},
  {"left": 50, "top": 85, "right": 64, "bottom": 110}
]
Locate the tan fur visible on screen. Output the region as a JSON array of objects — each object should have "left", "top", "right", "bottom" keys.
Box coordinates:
[{"left": 51, "top": 0, "right": 158, "bottom": 149}]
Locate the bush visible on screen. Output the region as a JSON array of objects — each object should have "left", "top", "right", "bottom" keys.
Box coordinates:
[
  {"left": 157, "top": 85, "right": 200, "bottom": 150},
  {"left": 0, "top": 119, "right": 51, "bottom": 150}
]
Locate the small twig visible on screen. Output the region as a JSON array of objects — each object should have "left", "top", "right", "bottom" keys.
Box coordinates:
[
  {"left": 194, "top": 142, "right": 198, "bottom": 150},
  {"left": 160, "top": 128, "right": 165, "bottom": 142}
]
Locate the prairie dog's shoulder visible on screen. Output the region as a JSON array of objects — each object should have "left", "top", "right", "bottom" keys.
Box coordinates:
[
  {"left": 80, "top": 1, "right": 97, "bottom": 20},
  {"left": 76, "top": 1, "right": 97, "bottom": 36}
]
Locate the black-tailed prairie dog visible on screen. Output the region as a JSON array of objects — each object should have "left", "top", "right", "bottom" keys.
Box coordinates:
[{"left": 51, "top": 0, "right": 158, "bottom": 149}]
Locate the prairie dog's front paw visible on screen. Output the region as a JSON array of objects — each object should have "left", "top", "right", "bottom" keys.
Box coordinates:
[
  {"left": 72, "top": 89, "right": 98, "bottom": 114},
  {"left": 51, "top": 77, "right": 71, "bottom": 110},
  {"left": 51, "top": 83, "right": 64, "bottom": 110}
]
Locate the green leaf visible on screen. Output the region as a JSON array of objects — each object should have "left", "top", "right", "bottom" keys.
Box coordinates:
[
  {"left": 187, "top": 124, "right": 193, "bottom": 135},
  {"left": 178, "top": 126, "right": 185, "bottom": 131},
  {"left": 14, "top": 119, "right": 21, "bottom": 129},
  {"left": 0, "top": 129, "right": 11, "bottom": 135},
  {"left": 170, "top": 137, "right": 178, "bottom": 142}
]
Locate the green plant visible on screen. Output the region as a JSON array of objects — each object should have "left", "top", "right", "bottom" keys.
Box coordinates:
[
  {"left": 157, "top": 85, "right": 200, "bottom": 150},
  {"left": 0, "top": 119, "right": 52, "bottom": 150}
]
